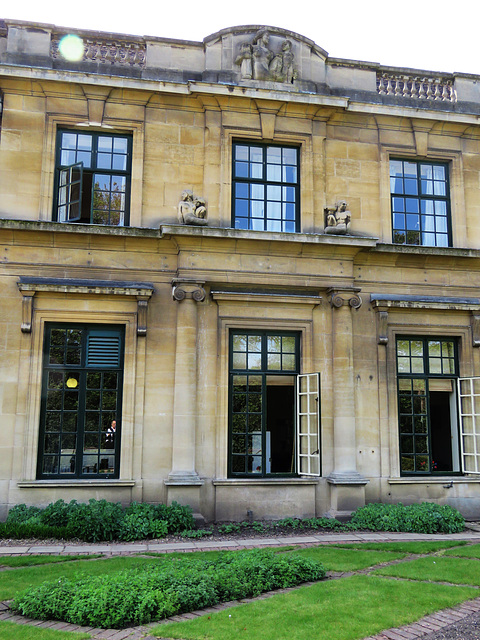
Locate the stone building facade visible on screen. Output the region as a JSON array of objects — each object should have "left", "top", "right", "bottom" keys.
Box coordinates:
[{"left": 1, "top": 19, "right": 480, "bottom": 521}]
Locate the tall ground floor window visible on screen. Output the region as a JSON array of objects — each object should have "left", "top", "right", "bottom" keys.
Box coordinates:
[
  {"left": 37, "top": 324, "right": 124, "bottom": 479},
  {"left": 228, "top": 330, "right": 321, "bottom": 478},
  {"left": 396, "top": 336, "right": 460, "bottom": 475}
]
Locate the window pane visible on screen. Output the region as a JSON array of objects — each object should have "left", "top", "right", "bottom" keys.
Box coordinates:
[
  {"left": 233, "top": 143, "right": 298, "bottom": 232},
  {"left": 391, "top": 160, "right": 449, "bottom": 247}
]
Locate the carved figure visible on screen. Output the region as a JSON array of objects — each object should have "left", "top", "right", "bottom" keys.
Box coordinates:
[
  {"left": 281, "top": 40, "right": 295, "bottom": 83},
  {"left": 236, "top": 30, "right": 297, "bottom": 83},
  {"left": 234, "top": 42, "right": 253, "bottom": 79},
  {"left": 324, "top": 200, "right": 351, "bottom": 234},
  {"left": 178, "top": 190, "right": 208, "bottom": 226},
  {"left": 251, "top": 29, "right": 273, "bottom": 81}
]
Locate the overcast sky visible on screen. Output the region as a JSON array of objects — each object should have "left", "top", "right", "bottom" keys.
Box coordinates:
[{"left": 4, "top": 0, "right": 478, "bottom": 76}]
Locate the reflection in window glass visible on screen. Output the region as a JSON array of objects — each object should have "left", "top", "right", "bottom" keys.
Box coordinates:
[
  {"left": 233, "top": 143, "right": 299, "bottom": 232},
  {"left": 390, "top": 159, "right": 450, "bottom": 247}
]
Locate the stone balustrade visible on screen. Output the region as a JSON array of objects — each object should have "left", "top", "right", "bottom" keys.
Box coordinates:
[
  {"left": 51, "top": 36, "right": 146, "bottom": 68},
  {"left": 377, "top": 72, "right": 457, "bottom": 102}
]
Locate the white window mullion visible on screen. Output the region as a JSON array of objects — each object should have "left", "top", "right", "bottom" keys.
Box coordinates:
[
  {"left": 296, "top": 372, "right": 321, "bottom": 476},
  {"left": 457, "top": 377, "right": 480, "bottom": 474}
]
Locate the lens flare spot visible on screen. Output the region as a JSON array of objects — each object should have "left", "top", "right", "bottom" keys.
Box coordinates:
[{"left": 58, "top": 35, "right": 84, "bottom": 62}]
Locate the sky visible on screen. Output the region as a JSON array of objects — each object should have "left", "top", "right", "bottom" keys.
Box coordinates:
[{"left": 4, "top": 0, "right": 479, "bottom": 76}]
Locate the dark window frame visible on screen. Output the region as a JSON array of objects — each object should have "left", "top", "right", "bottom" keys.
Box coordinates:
[
  {"left": 390, "top": 158, "right": 451, "bottom": 247},
  {"left": 37, "top": 323, "right": 125, "bottom": 480},
  {"left": 232, "top": 141, "right": 300, "bottom": 233},
  {"left": 228, "top": 329, "right": 300, "bottom": 478},
  {"left": 396, "top": 335, "right": 461, "bottom": 476},
  {"left": 53, "top": 129, "right": 132, "bottom": 226}
]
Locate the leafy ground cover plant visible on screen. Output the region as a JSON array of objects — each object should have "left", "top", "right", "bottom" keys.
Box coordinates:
[
  {"left": 12, "top": 549, "right": 326, "bottom": 629},
  {"left": 350, "top": 502, "right": 465, "bottom": 533}
]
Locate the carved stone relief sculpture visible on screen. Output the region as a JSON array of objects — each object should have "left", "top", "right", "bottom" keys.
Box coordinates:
[
  {"left": 324, "top": 200, "right": 351, "bottom": 235},
  {"left": 235, "top": 29, "right": 297, "bottom": 83},
  {"left": 178, "top": 190, "right": 208, "bottom": 226}
]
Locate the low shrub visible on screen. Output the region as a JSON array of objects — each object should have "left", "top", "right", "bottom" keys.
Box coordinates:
[
  {"left": 350, "top": 502, "right": 465, "bottom": 534},
  {"left": 5, "top": 500, "right": 192, "bottom": 542},
  {"left": 12, "top": 549, "right": 325, "bottom": 628},
  {"left": 119, "top": 502, "right": 168, "bottom": 541},
  {"left": 154, "top": 501, "right": 195, "bottom": 533}
]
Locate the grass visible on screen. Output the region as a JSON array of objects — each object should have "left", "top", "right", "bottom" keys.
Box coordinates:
[
  {"left": 444, "top": 543, "right": 480, "bottom": 559},
  {"left": 0, "top": 621, "right": 89, "bottom": 640},
  {"left": 0, "top": 555, "right": 166, "bottom": 600},
  {"left": 153, "top": 575, "right": 478, "bottom": 640},
  {"left": 333, "top": 540, "right": 468, "bottom": 554},
  {"left": 373, "top": 556, "right": 480, "bottom": 586},
  {"left": 3, "top": 542, "right": 480, "bottom": 640},
  {"left": 0, "top": 554, "right": 103, "bottom": 568},
  {"left": 281, "top": 546, "right": 406, "bottom": 571}
]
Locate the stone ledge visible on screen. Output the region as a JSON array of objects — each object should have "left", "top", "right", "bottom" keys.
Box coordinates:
[
  {"left": 17, "top": 480, "right": 136, "bottom": 488},
  {"left": 213, "top": 478, "right": 319, "bottom": 486}
]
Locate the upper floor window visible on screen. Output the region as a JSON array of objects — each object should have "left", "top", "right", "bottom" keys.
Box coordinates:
[
  {"left": 232, "top": 142, "right": 299, "bottom": 233},
  {"left": 390, "top": 159, "right": 450, "bottom": 247},
  {"left": 54, "top": 130, "right": 132, "bottom": 226}
]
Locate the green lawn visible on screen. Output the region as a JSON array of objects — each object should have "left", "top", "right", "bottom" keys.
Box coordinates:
[
  {"left": 444, "top": 543, "right": 480, "bottom": 559},
  {"left": 2, "top": 542, "right": 480, "bottom": 640},
  {"left": 0, "top": 555, "right": 165, "bottom": 600},
  {"left": 373, "top": 555, "right": 480, "bottom": 586},
  {"left": 0, "top": 621, "right": 89, "bottom": 640},
  {"left": 153, "top": 575, "right": 478, "bottom": 640},
  {"left": 0, "top": 555, "right": 103, "bottom": 568},
  {"left": 333, "top": 540, "right": 467, "bottom": 554},
  {"left": 281, "top": 546, "right": 406, "bottom": 571}
]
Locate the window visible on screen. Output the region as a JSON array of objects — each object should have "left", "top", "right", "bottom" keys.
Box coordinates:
[
  {"left": 54, "top": 130, "right": 132, "bottom": 226},
  {"left": 37, "top": 324, "right": 124, "bottom": 479},
  {"left": 390, "top": 159, "right": 450, "bottom": 247},
  {"left": 229, "top": 331, "right": 320, "bottom": 477},
  {"left": 396, "top": 337, "right": 460, "bottom": 475},
  {"left": 232, "top": 142, "right": 299, "bottom": 232}
]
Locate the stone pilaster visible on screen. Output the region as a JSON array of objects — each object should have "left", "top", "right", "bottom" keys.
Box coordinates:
[
  {"left": 166, "top": 280, "right": 205, "bottom": 510},
  {"left": 326, "top": 287, "right": 368, "bottom": 518}
]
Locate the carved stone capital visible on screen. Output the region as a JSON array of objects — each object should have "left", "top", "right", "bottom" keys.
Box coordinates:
[
  {"left": 172, "top": 279, "right": 206, "bottom": 303},
  {"left": 327, "top": 288, "right": 362, "bottom": 310}
]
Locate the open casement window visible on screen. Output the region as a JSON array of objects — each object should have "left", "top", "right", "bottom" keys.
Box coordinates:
[
  {"left": 396, "top": 337, "right": 460, "bottom": 475},
  {"left": 229, "top": 331, "right": 321, "bottom": 477},
  {"left": 54, "top": 131, "right": 132, "bottom": 226},
  {"left": 297, "top": 373, "right": 321, "bottom": 476},
  {"left": 38, "top": 324, "right": 124, "bottom": 479},
  {"left": 457, "top": 377, "right": 480, "bottom": 474},
  {"left": 57, "top": 163, "right": 83, "bottom": 222}
]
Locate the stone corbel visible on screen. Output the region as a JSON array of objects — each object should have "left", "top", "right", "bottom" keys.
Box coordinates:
[
  {"left": 172, "top": 279, "right": 206, "bottom": 303},
  {"left": 377, "top": 309, "right": 389, "bottom": 345},
  {"left": 136, "top": 297, "right": 149, "bottom": 337},
  {"left": 328, "top": 288, "right": 362, "bottom": 310},
  {"left": 20, "top": 291, "right": 35, "bottom": 333},
  {"left": 471, "top": 313, "right": 480, "bottom": 348}
]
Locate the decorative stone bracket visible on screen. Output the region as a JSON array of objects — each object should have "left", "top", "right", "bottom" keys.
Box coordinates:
[{"left": 17, "top": 277, "right": 154, "bottom": 336}]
